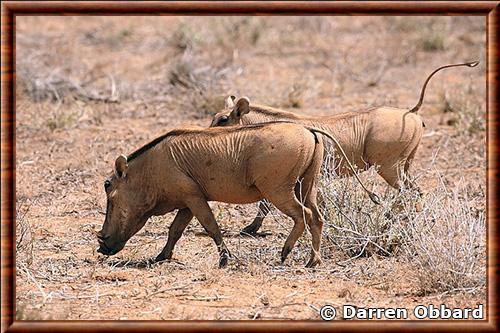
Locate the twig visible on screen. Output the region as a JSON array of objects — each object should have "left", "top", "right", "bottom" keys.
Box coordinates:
[
  {"left": 19, "top": 263, "right": 48, "bottom": 304},
  {"left": 136, "top": 283, "right": 192, "bottom": 300},
  {"left": 181, "top": 295, "right": 230, "bottom": 302}
]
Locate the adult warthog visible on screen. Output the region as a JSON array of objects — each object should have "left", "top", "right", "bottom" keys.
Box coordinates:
[
  {"left": 97, "top": 122, "right": 377, "bottom": 268},
  {"left": 210, "top": 61, "right": 479, "bottom": 235}
]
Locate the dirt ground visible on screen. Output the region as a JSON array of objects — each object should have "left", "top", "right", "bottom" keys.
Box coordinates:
[{"left": 15, "top": 16, "right": 486, "bottom": 320}]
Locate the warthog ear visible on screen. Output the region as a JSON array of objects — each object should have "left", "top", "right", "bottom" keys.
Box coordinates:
[
  {"left": 115, "top": 154, "right": 128, "bottom": 179},
  {"left": 232, "top": 96, "right": 250, "bottom": 118},
  {"left": 225, "top": 95, "right": 236, "bottom": 109}
]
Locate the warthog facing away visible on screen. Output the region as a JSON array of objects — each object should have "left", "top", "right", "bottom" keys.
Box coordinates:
[
  {"left": 210, "top": 61, "right": 479, "bottom": 235},
  {"left": 97, "top": 122, "right": 375, "bottom": 267}
]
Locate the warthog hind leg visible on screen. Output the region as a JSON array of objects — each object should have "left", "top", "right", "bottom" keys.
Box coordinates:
[
  {"left": 240, "top": 199, "right": 271, "bottom": 236},
  {"left": 378, "top": 145, "right": 423, "bottom": 212},
  {"left": 304, "top": 193, "right": 323, "bottom": 268},
  {"left": 262, "top": 188, "right": 310, "bottom": 264},
  {"left": 299, "top": 155, "right": 324, "bottom": 268},
  {"left": 278, "top": 199, "right": 311, "bottom": 264}
]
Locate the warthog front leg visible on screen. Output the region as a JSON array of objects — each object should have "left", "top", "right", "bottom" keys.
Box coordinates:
[
  {"left": 155, "top": 208, "right": 193, "bottom": 262},
  {"left": 240, "top": 199, "right": 271, "bottom": 236},
  {"left": 187, "top": 198, "right": 231, "bottom": 268}
]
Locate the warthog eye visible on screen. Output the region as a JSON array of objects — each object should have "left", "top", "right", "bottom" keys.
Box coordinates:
[{"left": 104, "top": 180, "right": 111, "bottom": 191}]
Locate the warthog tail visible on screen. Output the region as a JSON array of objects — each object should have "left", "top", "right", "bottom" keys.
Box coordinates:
[
  {"left": 305, "top": 127, "right": 382, "bottom": 205},
  {"left": 252, "top": 120, "right": 381, "bottom": 204},
  {"left": 409, "top": 60, "right": 479, "bottom": 113}
]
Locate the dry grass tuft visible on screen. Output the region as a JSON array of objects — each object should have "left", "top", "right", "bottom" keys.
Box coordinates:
[
  {"left": 319, "top": 165, "right": 418, "bottom": 259},
  {"left": 17, "top": 50, "right": 120, "bottom": 104},
  {"left": 169, "top": 23, "right": 199, "bottom": 53},
  {"left": 437, "top": 80, "right": 485, "bottom": 135},
  {"left": 212, "top": 17, "right": 264, "bottom": 48},
  {"left": 318, "top": 148, "right": 485, "bottom": 295},
  {"left": 280, "top": 79, "right": 320, "bottom": 109},
  {"left": 400, "top": 177, "right": 485, "bottom": 295},
  {"left": 16, "top": 198, "right": 34, "bottom": 267},
  {"left": 416, "top": 18, "right": 448, "bottom": 52},
  {"left": 419, "top": 32, "right": 446, "bottom": 52},
  {"left": 167, "top": 50, "right": 233, "bottom": 118}
]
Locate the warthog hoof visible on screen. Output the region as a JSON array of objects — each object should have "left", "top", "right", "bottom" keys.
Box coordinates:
[
  {"left": 281, "top": 246, "right": 292, "bottom": 263},
  {"left": 155, "top": 251, "right": 172, "bottom": 263},
  {"left": 240, "top": 223, "right": 260, "bottom": 236},
  {"left": 155, "top": 255, "right": 166, "bottom": 263},
  {"left": 218, "top": 249, "right": 231, "bottom": 268},
  {"left": 305, "top": 255, "right": 322, "bottom": 268}
]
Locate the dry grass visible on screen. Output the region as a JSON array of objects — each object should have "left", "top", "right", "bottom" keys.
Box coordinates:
[
  {"left": 319, "top": 168, "right": 416, "bottom": 259},
  {"left": 318, "top": 161, "right": 485, "bottom": 296},
  {"left": 400, "top": 176, "right": 485, "bottom": 295},
  {"left": 437, "top": 80, "right": 486, "bottom": 135},
  {"left": 16, "top": 198, "right": 33, "bottom": 267},
  {"left": 167, "top": 49, "right": 233, "bottom": 118},
  {"left": 317, "top": 140, "right": 485, "bottom": 295}
]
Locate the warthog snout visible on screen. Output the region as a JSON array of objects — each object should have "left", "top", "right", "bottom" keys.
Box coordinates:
[
  {"left": 96, "top": 231, "right": 124, "bottom": 256},
  {"left": 96, "top": 240, "right": 124, "bottom": 256}
]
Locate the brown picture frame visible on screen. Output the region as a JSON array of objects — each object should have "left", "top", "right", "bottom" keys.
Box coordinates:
[{"left": 1, "top": 1, "right": 498, "bottom": 332}]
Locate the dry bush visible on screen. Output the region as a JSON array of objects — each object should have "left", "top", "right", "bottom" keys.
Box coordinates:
[
  {"left": 82, "top": 26, "right": 134, "bottom": 50},
  {"left": 318, "top": 159, "right": 419, "bottom": 259},
  {"left": 415, "top": 18, "right": 448, "bottom": 52},
  {"left": 284, "top": 82, "right": 307, "bottom": 108},
  {"left": 17, "top": 28, "right": 132, "bottom": 105},
  {"left": 280, "top": 79, "right": 320, "bottom": 109},
  {"left": 318, "top": 148, "right": 485, "bottom": 295},
  {"left": 16, "top": 198, "right": 34, "bottom": 267},
  {"left": 437, "top": 81, "right": 485, "bottom": 135},
  {"left": 17, "top": 48, "right": 121, "bottom": 104},
  {"left": 400, "top": 176, "right": 486, "bottom": 295},
  {"left": 17, "top": 23, "right": 234, "bottom": 120},
  {"left": 167, "top": 50, "right": 233, "bottom": 118},
  {"left": 211, "top": 17, "right": 264, "bottom": 48},
  {"left": 17, "top": 64, "right": 122, "bottom": 105},
  {"left": 320, "top": 46, "right": 390, "bottom": 102},
  {"left": 169, "top": 23, "right": 200, "bottom": 53},
  {"left": 419, "top": 32, "right": 446, "bottom": 52}
]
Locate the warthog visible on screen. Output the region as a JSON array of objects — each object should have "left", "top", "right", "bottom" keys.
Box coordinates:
[
  {"left": 210, "top": 61, "right": 479, "bottom": 235},
  {"left": 97, "top": 122, "right": 376, "bottom": 268}
]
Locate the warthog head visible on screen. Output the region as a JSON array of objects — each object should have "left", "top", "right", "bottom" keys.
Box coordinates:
[
  {"left": 210, "top": 96, "right": 249, "bottom": 127},
  {"left": 97, "top": 155, "right": 155, "bottom": 256}
]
